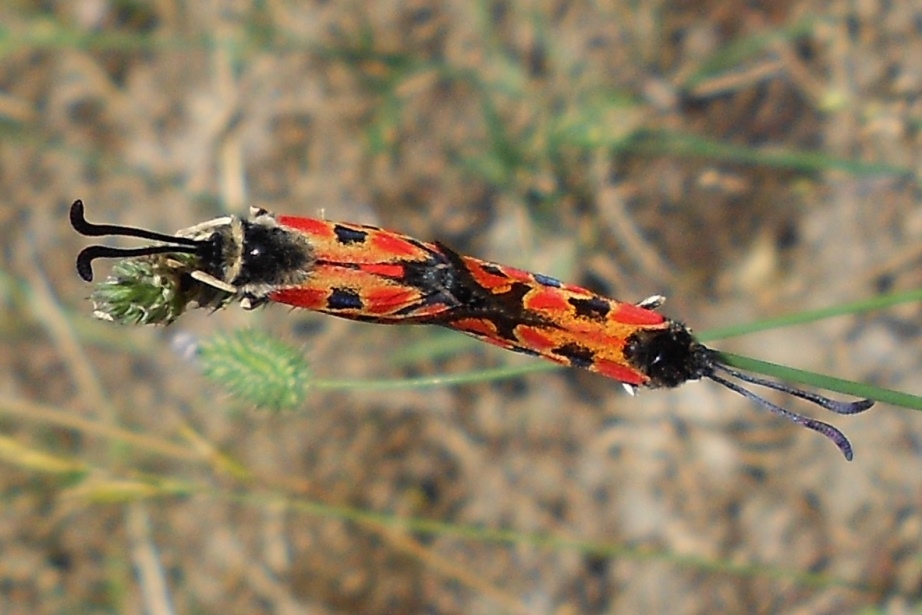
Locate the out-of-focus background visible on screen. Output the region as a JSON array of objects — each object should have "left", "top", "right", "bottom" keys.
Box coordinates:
[{"left": 2, "top": 1, "right": 921, "bottom": 613}]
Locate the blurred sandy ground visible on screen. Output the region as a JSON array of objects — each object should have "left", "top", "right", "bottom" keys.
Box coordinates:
[{"left": 1, "top": 1, "right": 921, "bottom": 613}]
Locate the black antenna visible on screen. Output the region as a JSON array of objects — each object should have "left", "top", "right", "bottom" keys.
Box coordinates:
[
  {"left": 70, "top": 200, "right": 207, "bottom": 282},
  {"left": 702, "top": 355, "right": 874, "bottom": 461}
]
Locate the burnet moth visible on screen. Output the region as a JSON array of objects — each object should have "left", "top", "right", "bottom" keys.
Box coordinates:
[
  {"left": 70, "top": 199, "right": 465, "bottom": 325},
  {"left": 70, "top": 199, "right": 874, "bottom": 459}
]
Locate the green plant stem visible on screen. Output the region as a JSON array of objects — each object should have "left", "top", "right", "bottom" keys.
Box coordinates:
[
  {"left": 717, "top": 352, "right": 922, "bottom": 410},
  {"left": 699, "top": 288, "right": 922, "bottom": 342},
  {"left": 312, "top": 362, "right": 554, "bottom": 391}
]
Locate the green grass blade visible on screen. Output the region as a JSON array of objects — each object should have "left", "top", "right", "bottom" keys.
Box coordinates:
[
  {"left": 699, "top": 288, "right": 922, "bottom": 342},
  {"left": 313, "top": 362, "right": 554, "bottom": 391},
  {"left": 717, "top": 352, "right": 922, "bottom": 411}
]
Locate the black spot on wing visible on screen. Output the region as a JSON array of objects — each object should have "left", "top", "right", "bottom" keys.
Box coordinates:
[
  {"left": 481, "top": 263, "right": 508, "bottom": 278},
  {"left": 569, "top": 296, "right": 611, "bottom": 321},
  {"left": 327, "top": 288, "right": 364, "bottom": 311},
  {"left": 509, "top": 345, "right": 541, "bottom": 357},
  {"left": 552, "top": 342, "right": 595, "bottom": 369},
  {"left": 333, "top": 224, "right": 368, "bottom": 245}
]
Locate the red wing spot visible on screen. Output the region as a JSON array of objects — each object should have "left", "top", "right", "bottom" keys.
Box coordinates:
[
  {"left": 359, "top": 263, "right": 406, "bottom": 278},
  {"left": 369, "top": 232, "right": 423, "bottom": 258},
  {"left": 452, "top": 318, "right": 499, "bottom": 337},
  {"left": 593, "top": 360, "right": 648, "bottom": 385},
  {"left": 612, "top": 303, "right": 666, "bottom": 326},
  {"left": 466, "top": 262, "right": 513, "bottom": 291},
  {"left": 451, "top": 318, "right": 519, "bottom": 351},
  {"left": 276, "top": 216, "right": 336, "bottom": 239},
  {"left": 524, "top": 288, "right": 570, "bottom": 312},
  {"left": 270, "top": 287, "right": 329, "bottom": 310},
  {"left": 484, "top": 263, "right": 533, "bottom": 284},
  {"left": 408, "top": 303, "right": 451, "bottom": 318},
  {"left": 363, "top": 287, "right": 419, "bottom": 314},
  {"left": 516, "top": 326, "right": 558, "bottom": 353}
]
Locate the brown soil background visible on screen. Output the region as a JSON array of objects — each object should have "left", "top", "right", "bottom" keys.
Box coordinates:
[{"left": 2, "top": 1, "right": 922, "bottom": 613}]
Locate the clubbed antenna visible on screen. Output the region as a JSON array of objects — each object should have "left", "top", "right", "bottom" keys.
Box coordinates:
[
  {"left": 70, "top": 199, "right": 206, "bottom": 282},
  {"left": 703, "top": 358, "right": 873, "bottom": 461}
]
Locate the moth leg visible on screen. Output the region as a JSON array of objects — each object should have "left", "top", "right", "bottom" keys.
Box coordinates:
[{"left": 240, "top": 293, "right": 270, "bottom": 310}]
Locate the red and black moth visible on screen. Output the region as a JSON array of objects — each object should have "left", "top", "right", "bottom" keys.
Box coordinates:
[
  {"left": 70, "top": 199, "right": 874, "bottom": 459},
  {"left": 69, "top": 199, "right": 464, "bottom": 324}
]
